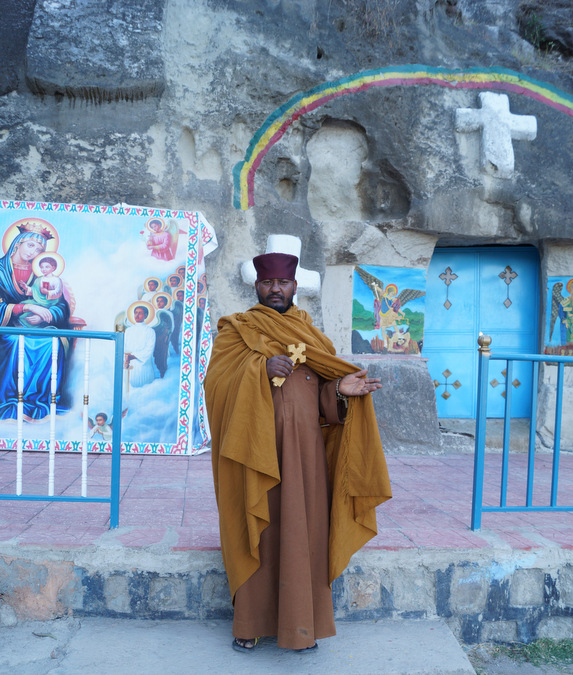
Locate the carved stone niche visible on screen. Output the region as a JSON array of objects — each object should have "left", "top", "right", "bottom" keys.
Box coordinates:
[{"left": 306, "top": 118, "right": 411, "bottom": 222}]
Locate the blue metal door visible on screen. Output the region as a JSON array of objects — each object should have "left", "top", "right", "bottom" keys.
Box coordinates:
[{"left": 423, "top": 247, "right": 539, "bottom": 418}]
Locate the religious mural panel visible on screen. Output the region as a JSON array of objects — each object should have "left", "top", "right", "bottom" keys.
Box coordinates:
[
  {"left": 0, "top": 200, "right": 217, "bottom": 454},
  {"left": 545, "top": 276, "right": 573, "bottom": 358},
  {"left": 352, "top": 265, "right": 426, "bottom": 355}
]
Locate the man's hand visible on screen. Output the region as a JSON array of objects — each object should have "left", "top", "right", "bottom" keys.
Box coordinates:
[
  {"left": 338, "top": 369, "right": 382, "bottom": 397},
  {"left": 266, "top": 355, "right": 294, "bottom": 380}
]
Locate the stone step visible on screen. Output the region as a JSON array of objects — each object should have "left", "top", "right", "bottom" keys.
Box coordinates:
[{"left": 1, "top": 617, "right": 476, "bottom": 674}]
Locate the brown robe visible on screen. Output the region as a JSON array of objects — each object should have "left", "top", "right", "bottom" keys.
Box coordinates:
[
  {"left": 233, "top": 364, "right": 343, "bottom": 649},
  {"left": 204, "top": 304, "right": 392, "bottom": 649}
]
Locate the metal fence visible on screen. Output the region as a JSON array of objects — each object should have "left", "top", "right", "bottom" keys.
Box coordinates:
[
  {"left": 0, "top": 326, "right": 124, "bottom": 528},
  {"left": 471, "top": 334, "right": 573, "bottom": 530}
]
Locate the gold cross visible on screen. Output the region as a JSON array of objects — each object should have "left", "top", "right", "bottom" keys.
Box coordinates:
[
  {"left": 272, "top": 343, "right": 306, "bottom": 387},
  {"left": 288, "top": 343, "right": 306, "bottom": 365}
]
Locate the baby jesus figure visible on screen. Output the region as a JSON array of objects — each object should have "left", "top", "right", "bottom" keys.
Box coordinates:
[{"left": 19, "top": 256, "right": 64, "bottom": 327}]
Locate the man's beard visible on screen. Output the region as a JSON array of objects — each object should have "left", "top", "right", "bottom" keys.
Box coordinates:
[{"left": 257, "top": 291, "right": 294, "bottom": 314}]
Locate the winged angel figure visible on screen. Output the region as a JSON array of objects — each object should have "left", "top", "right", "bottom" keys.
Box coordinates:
[
  {"left": 355, "top": 266, "right": 425, "bottom": 351},
  {"left": 87, "top": 409, "right": 128, "bottom": 443},
  {"left": 549, "top": 280, "right": 573, "bottom": 346}
]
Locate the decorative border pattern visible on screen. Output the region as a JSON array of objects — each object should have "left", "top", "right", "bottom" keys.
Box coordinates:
[
  {"left": 233, "top": 65, "right": 573, "bottom": 210},
  {"left": 0, "top": 200, "right": 217, "bottom": 455}
]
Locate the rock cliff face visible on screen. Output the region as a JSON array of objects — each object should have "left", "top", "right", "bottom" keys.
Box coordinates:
[{"left": 0, "top": 0, "right": 572, "bottom": 450}]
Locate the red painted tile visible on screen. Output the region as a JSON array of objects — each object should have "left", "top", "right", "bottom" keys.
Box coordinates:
[
  {"left": 365, "top": 529, "right": 415, "bottom": 549},
  {"left": 0, "top": 450, "right": 570, "bottom": 556},
  {"left": 492, "top": 529, "right": 540, "bottom": 549},
  {"left": 17, "top": 525, "right": 106, "bottom": 547},
  {"left": 535, "top": 528, "right": 573, "bottom": 549},
  {"left": 398, "top": 527, "right": 490, "bottom": 549},
  {"left": 117, "top": 527, "right": 168, "bottom": 547}
]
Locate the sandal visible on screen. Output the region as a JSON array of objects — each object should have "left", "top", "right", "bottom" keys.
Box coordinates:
[
  {"left": 232, "top": 637, "right": 258, "bottom": 653},
  {"left": 295, "top": 642, "right": 318, "bottom": 653}
]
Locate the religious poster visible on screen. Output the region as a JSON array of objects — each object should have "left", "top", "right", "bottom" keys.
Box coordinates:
[
  {"left": 0, "top": 200, "right": 217, "bottom": 454},
  {"left": 352, "top": 265, "right": 426, "bottom": 355},
  {"left": 544, "top": 276, "right": 573, "bottom": 358}
]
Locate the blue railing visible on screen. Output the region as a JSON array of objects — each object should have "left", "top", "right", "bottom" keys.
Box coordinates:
[
  {"left": 0, "top": 326, "right": 125, "bottom": 528},
  {"left": 471, "top": 335, "right": 573, "bottom": 530}
]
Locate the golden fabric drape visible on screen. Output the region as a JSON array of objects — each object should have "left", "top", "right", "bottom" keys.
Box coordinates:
[{"left": 205, "top": 303, "right": 392, "bottom": 598}]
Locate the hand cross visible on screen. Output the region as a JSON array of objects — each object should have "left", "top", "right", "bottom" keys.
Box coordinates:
[{"left": 271, "top": 343, "right": 306, "bottom": 387}]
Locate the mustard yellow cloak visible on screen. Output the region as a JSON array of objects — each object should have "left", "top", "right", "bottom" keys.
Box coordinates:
[{"left": 204, "top": 303, "right": 392, "bottom": 599}]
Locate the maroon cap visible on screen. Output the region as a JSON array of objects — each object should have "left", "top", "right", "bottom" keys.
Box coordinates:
[{"left": 253, "top": 253, "right": 298, "bottom": 282}]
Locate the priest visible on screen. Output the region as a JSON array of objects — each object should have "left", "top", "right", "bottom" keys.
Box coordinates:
[{"left": 205, "top": 252, "right": 391, "bottom": 653}]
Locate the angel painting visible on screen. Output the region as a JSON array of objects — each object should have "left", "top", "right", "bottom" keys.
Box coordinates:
[
  {"left": 145, "top": 217, "right": 178, "bottom": 262},
  {"left": 355, "top": 266, "right": 426, "bottom": 353},
  {"left": 88, "top": 412, "right": 114, "bottom": 442},
  {"left": 88, "top": 410, "right": 127, "bottom": 443},
  {"left": 549, "top": 278, "right": 573, "bottom": 346}
]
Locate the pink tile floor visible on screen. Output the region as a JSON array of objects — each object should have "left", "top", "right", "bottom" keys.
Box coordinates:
[{"left": 1, "top": 449, "right": 572, "bottom": 552}]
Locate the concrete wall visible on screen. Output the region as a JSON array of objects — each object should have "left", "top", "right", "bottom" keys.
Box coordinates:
[{"left": 2, "top": 548, "right": 573, "bottom": 644}]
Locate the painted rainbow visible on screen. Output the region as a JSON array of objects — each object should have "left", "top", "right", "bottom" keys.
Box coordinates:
[{"left": 233, "top": 65, "right": 573, "bottom": 210}]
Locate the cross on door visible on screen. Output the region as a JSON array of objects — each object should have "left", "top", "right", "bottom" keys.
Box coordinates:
[
  {"left": 490, "top": 368, "right": 521, "bottom": 398},
  {"left": 439, "top": 266, "right": 458, "bottom": 310},
  {"left": 499, "top": 265, "right": 518, "bottom": 308},
  {"left": 433, "top": 369, "right": 462, "bottom": 400}
]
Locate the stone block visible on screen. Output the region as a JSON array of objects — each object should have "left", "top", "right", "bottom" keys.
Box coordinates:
[
  {"left": 481, "top": 620, "right": 518, "bottom": 643},
  {"left": 544, "top": 243, "right": 573, "bottom": 279},
  {"left": 0, "top": 0, "right": 36, "bottom": 95},
  {"left": 104, "top": 575, "right": 131, "bottom": 615},
  {"left": 201, "top": 571, "right": 231, "bottom": 611},
  {"left": 322, "top": 265, "right": 355, "bottom": 354},
  {"left": 57, "top": 568, "right": 86, "bottom": 612},
  {"left": 390, "top": 568, "right": 435, "bottom": 613},
  {"left": 558, "top": 567, "right": 573, "bottom": 606},
  {"left": 445, "top": 616, "right": 462, "bottom": 640},
  {"left": 0, "top": 556, "right": 48, "bottom": 594},
  {"left": 26, "top": 0, "right": 165, "bottom": 101},
  {"left": 148, "top": 577, "right": 187, "bottom": 613},
  {"left": 537, "top": 617, "right": 573, "bottom": 640},
  {"left": 347, "top": 357, "right": 441, "bottom": 453},
  {"left": 540, "top": 385, "right": 573, "bottom": 451},
  {"left": 509, "top": 569, "right": 544, "bottom": 607},
  {"left": 345, "top": 571, "right": 383, "bottom": 611},
  {"left": 0, "top": 602, "right": 18, "bottom": 627},
  {"left": 450, "top": 568, "right": 488, "bottom": 614}
]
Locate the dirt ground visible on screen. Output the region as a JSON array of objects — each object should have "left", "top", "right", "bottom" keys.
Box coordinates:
[{"left": 465, "top": 644, "right": 573, "bottom": 675}]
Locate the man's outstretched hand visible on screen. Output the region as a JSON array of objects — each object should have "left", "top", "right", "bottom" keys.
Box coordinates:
[{"left": 338, "top": 369, "right": 382, "bottom": 397}]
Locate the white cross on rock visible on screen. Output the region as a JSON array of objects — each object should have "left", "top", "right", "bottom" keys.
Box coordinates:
[
  {"left": 241, "top": 234, "right": 321, "bottom": 301},
  {"left": 455, "top": 92, "right": 537, "bottom": 179}
]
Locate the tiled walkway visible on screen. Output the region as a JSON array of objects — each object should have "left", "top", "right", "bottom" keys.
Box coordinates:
[{"left": 1, "top": 449, "right": 572, "bottom": 552}]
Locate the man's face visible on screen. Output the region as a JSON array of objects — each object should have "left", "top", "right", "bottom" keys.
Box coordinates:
[
  {"left": 148, "top": 280, "right": 158, "bottom": 291},
  {"left": 156, "top": 296, "right": 167, "bottom": 308},
  {"left": 95, "top": 415, "right": 106, "bottom": 426},
  {"left": 255, "top": 278, "right": 297, "bottom": 314},
  {"left": 169, "top": 276, "right": 179, "bottom": 287},
  {"left": 134, "top": 307, "right": 147, "bottom": 323},
  {"left": 176, "top": 291, "right": 184, "bottom": 302}
]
